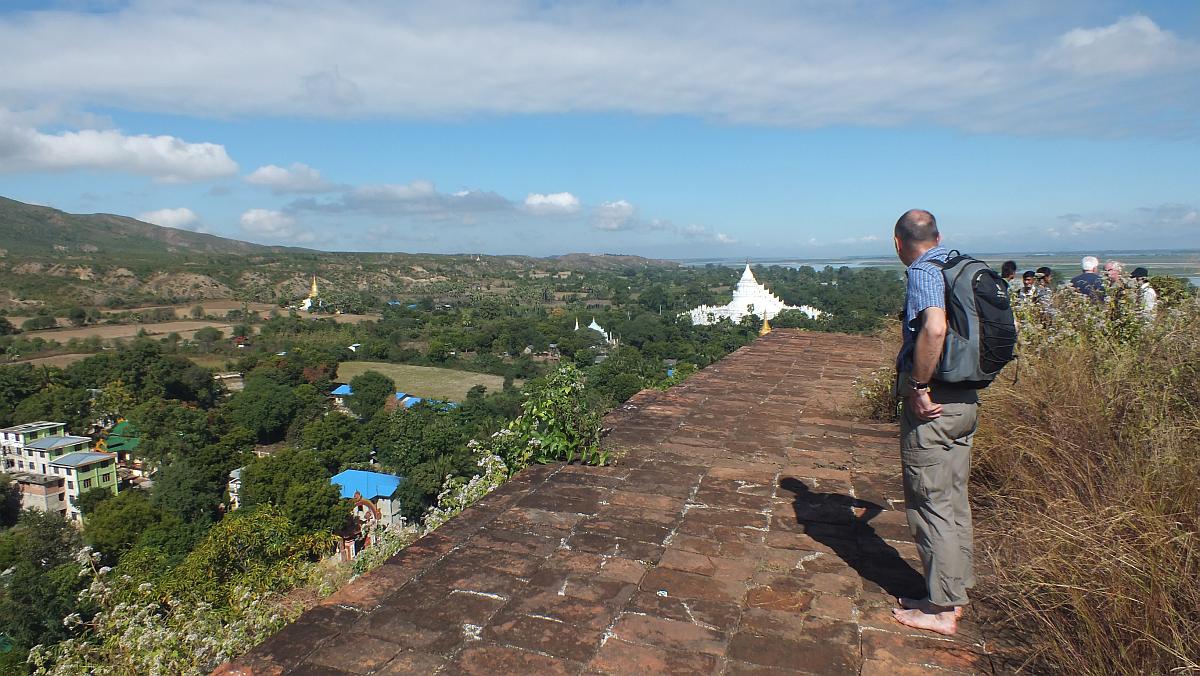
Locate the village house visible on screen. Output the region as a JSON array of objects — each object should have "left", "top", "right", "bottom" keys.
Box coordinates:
[{"left": 330, "top": 469, "right": 405, "bottom": 561}]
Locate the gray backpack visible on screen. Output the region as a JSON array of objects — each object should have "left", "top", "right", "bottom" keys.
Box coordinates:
[{"left": 930, "top": 252, "right": 1018, "bottom": 388}]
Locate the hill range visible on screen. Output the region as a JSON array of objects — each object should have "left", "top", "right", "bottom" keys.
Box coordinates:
[{"left": 0, "top": 196, "right": 673, "bottom": 309}]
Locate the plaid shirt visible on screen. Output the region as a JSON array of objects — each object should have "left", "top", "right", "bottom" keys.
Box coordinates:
[{"left": 897, "top": 245, "right": 948, "bottom": 374}]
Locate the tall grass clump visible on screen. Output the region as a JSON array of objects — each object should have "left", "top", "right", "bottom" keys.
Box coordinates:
[{"left": 972, "top": 287, "right": 1199, "bottom": 674}]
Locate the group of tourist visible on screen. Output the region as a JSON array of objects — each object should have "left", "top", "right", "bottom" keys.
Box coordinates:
[{"left": 1000, "top": 255, "right": 1158, "bottom": 319}]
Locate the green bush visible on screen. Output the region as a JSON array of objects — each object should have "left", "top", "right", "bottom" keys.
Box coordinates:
[
  {"left": 488, "top": 363, "right": 606, "bottom": 472},
  {"left": 21, "top": 315, "right": 57, "bottom": 331}
]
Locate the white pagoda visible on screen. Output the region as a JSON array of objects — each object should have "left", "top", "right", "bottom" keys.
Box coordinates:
[
  {"left": 685, "top": 264, "right": 822, "bottom": 325},
  {"left": 575, "top": 317, "right": 617, "bottom": 346}
]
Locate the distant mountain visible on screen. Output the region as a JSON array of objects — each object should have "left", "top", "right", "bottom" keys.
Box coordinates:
[
  {"left": 0, "top": 196, "right": 304, "bottom": 256},
  {"left": 0, "top": 195, "right": 676, "bottom": 308}
]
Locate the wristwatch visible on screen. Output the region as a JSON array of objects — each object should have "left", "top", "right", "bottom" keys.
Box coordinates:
[{"left": 907, "top": 376, "right": 930, "bottom": 392}]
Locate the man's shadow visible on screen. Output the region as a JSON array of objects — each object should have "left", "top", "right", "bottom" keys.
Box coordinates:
[{"left": 778, "top": 477, "right": 924, "bottom": 598}]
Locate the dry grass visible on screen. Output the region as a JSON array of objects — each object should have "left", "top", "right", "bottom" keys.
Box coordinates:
[
  {"left": 972, "top": 292, "right": 1200, "bottom": 674},
  {"left": 335, "top": 361, "right": 505, "bottom": 401},
  {"left": 23, "top": 320, "right": 236, "bottom": 342},
  {"left": 187, "top": 355, "right": 237, "bottom": 370},
  {"left": 9, "top": 352, "right": 93, "bottom": 368},
  {"left": 323, "top": 313, "right": 381, "bottom": 324}
]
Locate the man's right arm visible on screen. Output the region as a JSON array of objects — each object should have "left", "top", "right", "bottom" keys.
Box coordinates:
[{"left": 907, "top": 306, "right": 946, "bottom": 420}]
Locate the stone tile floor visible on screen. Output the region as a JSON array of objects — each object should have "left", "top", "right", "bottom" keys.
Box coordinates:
[{"left": 217, "top": 330, "right": 997, "bottom": 675}]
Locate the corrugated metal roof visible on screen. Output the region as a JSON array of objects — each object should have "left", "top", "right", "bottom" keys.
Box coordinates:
[
  {"left": 0, "top": 421, "right": 65, "bottom": 434},
  {"left": 331, "top": 469, "right": 402, "bottom": 500},
  {"left": 25, "top": 435, "right": 92, "bottom": 450},
  {"left": 50, "top": 451, "right": 114, "bottom": 467}
]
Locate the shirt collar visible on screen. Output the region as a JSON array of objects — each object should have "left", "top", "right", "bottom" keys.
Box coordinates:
[{"left": 910, "top": 245, "right": 947, "bottom": 268}]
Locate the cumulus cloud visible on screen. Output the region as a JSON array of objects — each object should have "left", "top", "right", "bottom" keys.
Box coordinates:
[
  {"left": 1048, "top": 213, "right": 1119, "bottom": 238},
  {"left": 1046, "top": 15, "right": 1188, "bottom": 76},
  {"left": 524, "top": 192, "right": 581, "bottom": 215},
  {"left": 592, "top": 199, "right": 636, "bottom": 231},
  {"left": 292, "top": 182, "right": 590, "bottom": 225},
  {"left": 587, "top": 199, "right": 733, "bottom": 244},
  {"left": 137, "top": 207, "right": 202, "bottom": 231},
  {"left": 336, "top": 182, "right": 512, "bottom": 220},
  {"left": 0, "top": 112, "right": 237, "bottom": 182},
  {"left": 239, "top": 208, "right": 313, "bottom": 242},
  {"left": 1137, "top": 203, "right": 1200, "bottom": 226},
  {"left": 0, "top": 4, "right": 1195, "bottom": 135},
  {"left": 246, "top": 162, "right": 334, "bottom": 193}
]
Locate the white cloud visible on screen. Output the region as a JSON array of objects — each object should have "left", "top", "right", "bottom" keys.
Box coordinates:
[
  {"left": 246, "top": 162, "right": 333, "bottom": 193},
  {"left": 1056, "top": 214, "right": 1119, "bottom": 236},
  {"left": 0, "top": 112, "right": 237, "bottom": 182},
  {"left": 838, "top": 234, "right": 881, "bottom": 245},
  {"left": 239, "top": 208, "right": 313, "bottom": 242},
  {"left": 592, "top": 199, "right": 636, "bottom": 231},
  {"left": 1047, "top": 15, "right": 1187, "bottom": 76},
  {"left": 1137, "top": 203, "right": 1199, "bottom": 226},
  {"left": 299, "top": 67, "right": 364, "bottom": 112},
  {"left": 524, "top": 192, "right": 581, "bottom": 215},
  {"left": 0, "top": 4, "right": 1195, "bottom": 135},
  {"left": 138, "top": 207, "right": 202, "bottom": 231}
]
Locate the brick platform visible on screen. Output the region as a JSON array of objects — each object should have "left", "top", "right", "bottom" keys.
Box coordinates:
[{"left": 217, "top": 330, "right": 996, "bottom": 675}]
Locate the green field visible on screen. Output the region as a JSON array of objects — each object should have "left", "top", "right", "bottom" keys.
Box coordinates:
[{"left": 336, "top": 361, "right": 506, "bottom": 401}]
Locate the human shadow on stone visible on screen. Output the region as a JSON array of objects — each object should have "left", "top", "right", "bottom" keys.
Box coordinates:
[{"left": 778, "top": 477, "right": 924, "bottom": 598}]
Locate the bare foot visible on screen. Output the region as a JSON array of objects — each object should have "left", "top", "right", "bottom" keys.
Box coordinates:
[
  {"left": 892, "top": 606, "right": 958, "bottom": 635},
  {"left": 898, "top": 597, "right": 964, "bottom": 619}
]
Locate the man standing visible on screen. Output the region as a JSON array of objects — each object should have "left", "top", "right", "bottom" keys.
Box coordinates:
[
  {"left": 891, "top": 209, "right": 978, "bottom": 636},
  {"left": 1071, "top": 256, "right": 1104, "bottom": 299},
  {"left": 1000, "top": 260, "right": 1017, "bottom": 285},
  {"left": 1130, "top": 267, "right": 1158, "bottom": 319},
  {"left": 1018, "top": 270, "right": 1038, "bottom": 300}
]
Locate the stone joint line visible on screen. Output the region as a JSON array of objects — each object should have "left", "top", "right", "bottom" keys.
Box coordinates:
[{"left": 217, "top": 330, "right": 995, "bottom": 675}]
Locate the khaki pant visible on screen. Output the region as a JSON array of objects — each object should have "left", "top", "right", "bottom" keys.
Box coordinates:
[{"left": 900, "top": 398, "right": 979, "bottom": 607}]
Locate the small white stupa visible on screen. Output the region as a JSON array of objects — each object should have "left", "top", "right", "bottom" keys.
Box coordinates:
[
  {"left": 576, "top": 316, "right": 617, "bottom": 346},
  {"left": 685, "top": 264, "right": 822, "bottom": 325}
]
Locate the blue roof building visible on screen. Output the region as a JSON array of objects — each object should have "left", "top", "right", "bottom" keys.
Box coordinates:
[
  {"left": 330, "top": 469, "right": 402, "bottom": 500},
  {"left": 51, "top": 451, "right": 115, "bottom": 467},
  {"left": 331, "top": 384, "right": 353, "bottom": 396}
]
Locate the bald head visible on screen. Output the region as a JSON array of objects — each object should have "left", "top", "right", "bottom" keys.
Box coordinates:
[{"left": 894, "top": 209, "right": 940, "bottom": 244}]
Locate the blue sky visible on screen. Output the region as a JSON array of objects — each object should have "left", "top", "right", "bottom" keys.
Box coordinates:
[{"left": 0, "top": 1, "right": 1197, "bottom": 258}]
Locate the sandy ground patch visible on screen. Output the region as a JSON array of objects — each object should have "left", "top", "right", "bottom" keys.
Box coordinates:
[
  {"left": 8, "top": 353, "right": 94, "bottom": 368},
  {"left": 324, "top": 313, "right": 382, "bottom": 324},
  {"left": 101, "top": 300, "right": 278, "bottom": 319},
  {"left": 335, "top": 361, "right": 505, "bottom": 401},
  {"left": 24, "top": 320, "right": 236, "bottom": 342}
]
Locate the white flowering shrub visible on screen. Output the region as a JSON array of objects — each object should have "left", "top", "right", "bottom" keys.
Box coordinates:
[
  {"left": 26, "top": 506, "right": 332, "bottom": 675},
  {"left": 27, "top": 548, "right": 295, "bottom": 676},
  {"left": 420, "top": 452, "right": 509, "bottom": 532},
  {"left": 349, "top": 518, "right": 421, "bottom": 577}
]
